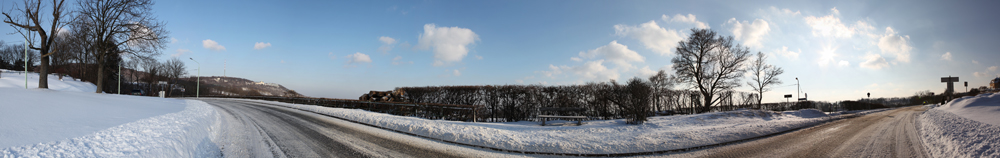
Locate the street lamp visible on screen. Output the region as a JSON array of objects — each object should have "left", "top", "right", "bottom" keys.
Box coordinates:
[
  {"left": 189, "top": 58, "right": 200, "bottom": 98},
  {"left": 795, "top": 77, "right": 799, "bottom": 101}
]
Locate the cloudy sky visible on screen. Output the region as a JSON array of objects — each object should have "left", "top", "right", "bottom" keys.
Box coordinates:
[{"left": 4, "top": 0, "right": 999, "bottom": 102}]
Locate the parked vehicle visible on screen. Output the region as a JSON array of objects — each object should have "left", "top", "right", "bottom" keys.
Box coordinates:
[{"left": 131, "top": 89, "right": 145, "bottom": 96}]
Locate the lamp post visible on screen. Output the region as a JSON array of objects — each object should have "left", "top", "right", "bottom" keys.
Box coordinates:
[
  {"left": 118, "top": 60, "right": 121, "bottom": 94},
  {"left": 189, "top": 58, "right": 200, "bottom": 98},
  {"left": 795, "top": 77, "right": 799, "bottom": 101}
]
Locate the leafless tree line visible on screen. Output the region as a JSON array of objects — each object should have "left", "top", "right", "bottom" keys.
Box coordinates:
[
  {"left": 2, "top": 0, "right": 169, "bottom": 93},
  {"left": 397, "top": 78, "right": 770, "bottom": 123}
]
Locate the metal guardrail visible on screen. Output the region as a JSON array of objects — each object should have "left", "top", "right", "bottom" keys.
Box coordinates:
[{"left": 196, "top": 95, "right": 481, "bottom": 122}]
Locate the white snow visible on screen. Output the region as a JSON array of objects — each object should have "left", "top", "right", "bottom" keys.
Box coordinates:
[
  {"left": 0, "top": 70, "right": 221, "bottom": 157},
  {"left": 936, "top": 93, "right": 1000, "bottom": 126},
  {"left": 228, "top": 98, "right": 841, "bottom": 154},
  {"left": 920, "top": 93, "right": 1000, "bottom": 158}
]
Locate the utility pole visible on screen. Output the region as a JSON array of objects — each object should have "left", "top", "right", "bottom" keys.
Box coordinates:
[{"left": 190, "top": 58, "right": 200, "bottom": 98}]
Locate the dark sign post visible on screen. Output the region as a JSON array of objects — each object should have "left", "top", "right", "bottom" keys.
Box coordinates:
[
  {"left": 965, "top": 81, "right": 968, "bottom": 92},
  {"left": 941, "top": 76, "right": 959, "bottom": 99},
  {"left": 784, "top": 94, "right": 792, "bottom": 102}
]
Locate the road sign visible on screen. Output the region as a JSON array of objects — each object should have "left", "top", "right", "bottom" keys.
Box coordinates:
[
  {"left": 941, "top": 76, "right": 960, "bottom": 95},
  {"left": 941, "top": 77, "right": 959, "bottom": 82},
  {"left": 784, "top": 94, "right": 792, "bottom": 98}
]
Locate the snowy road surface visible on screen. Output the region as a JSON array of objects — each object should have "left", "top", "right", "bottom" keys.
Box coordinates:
[
  {"left": 661, "top": 106, "right": 929, "bottom": 158},
  {"left": 201, "top": 99, "right": 465, "bottom": 158}
]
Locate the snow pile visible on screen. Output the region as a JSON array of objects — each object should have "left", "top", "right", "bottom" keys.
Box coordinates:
[
  {"left": 233, "top": 98, "right": 835, "bottom": 154},
  {"left": 919, "top": 93, "right": 1000, "bottom": 158},
  {"left": 936, "top": 93, "right": 1000, "bottom": 126},
  {"left": 0, "top": 70, "right": 221, "bottom": 157}
]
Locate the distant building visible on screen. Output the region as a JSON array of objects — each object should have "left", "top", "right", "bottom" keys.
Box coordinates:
[{"left": 992, "top": 77, "right": 1000, "bottom": 89}]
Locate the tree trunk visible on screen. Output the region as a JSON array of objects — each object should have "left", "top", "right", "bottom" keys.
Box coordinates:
[
  {"left": 95, "top": 53, "right": 104, "bottom": 93},
  {"left": 38, "top": 55, "right": 49, "bottom": 89},
  {"left": 701, "top": 93, "right": 713, "bottom": 113}
]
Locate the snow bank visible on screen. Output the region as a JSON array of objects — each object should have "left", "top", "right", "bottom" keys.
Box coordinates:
[
  {"left": 2, "top": 100, "right": 220, "bottom": 157},
  {"left": 919, "top": 92, "right": 1000, "bottom": 157},
  {"left": 919, "top": 109, "right": 1000, "bottom": 157},
  {"left": 0, "top": 70, "right": 221, "bottom": 157},
  {"left": 231, "top": 98, "right": 835, "bottom": 154},
  {"left": 937, "top": 93, "right": 1000, "bottom": 126}
]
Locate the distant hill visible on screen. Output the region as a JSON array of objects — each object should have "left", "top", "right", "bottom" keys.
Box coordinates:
[{"left": 178, "top": 76, "right": 303, "bottom": 97}]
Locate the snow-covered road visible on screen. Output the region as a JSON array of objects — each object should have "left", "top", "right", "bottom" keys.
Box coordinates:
[
  {"left": 660, "top": 106, "right": 929, "bottom": 158},
  {"left": 202, "top": 98, "right": 507, "bottom": 158}
]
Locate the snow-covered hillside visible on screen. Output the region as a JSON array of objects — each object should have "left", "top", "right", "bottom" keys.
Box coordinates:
[
  {"left": 920, "top": 93, "right": 1000, "bottom": 158},
  {"left": 0, "top": 70, "right": 220, "bottom": 157}
]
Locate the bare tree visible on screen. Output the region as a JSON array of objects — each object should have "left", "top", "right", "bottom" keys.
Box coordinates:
[
  {"left": 74, "top": 0, "right": 168, "bottom": 93},
  {"left": 162, "top": 57, "right": 186, "bottom": 96},
  {"left": 746, "top": 52, "right": 784, "bottom": 107},
  {"left": 3, "top": 0, "right": 69, "bottom": 88},
  {"left": 648, "top": 70, "right": 675, "bottom": 113},
  {"left": 672, "top": 29, "right": 752, "bottom": 113}
]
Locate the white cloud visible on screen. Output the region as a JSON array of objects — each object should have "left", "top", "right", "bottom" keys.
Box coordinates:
[
  {"left": 577, "top": 41, "right": 644, "bottom": 68},
  {"left": 202, "top": 39, "right": 226, "bottom": 51},
  {"left": 727, "top": 18, "right": 771, "bottom": 48},
  {"left": 328, "top": 52, "right": 337, "bottom": 60},
  {"left": 877, "top": 27, "right": 913, "bottom": 63},
  {"left": 769, "top": 6, "right": 801, "bottom": 16},
  {"left": 515, "top": 80, "right": 524, "bottom": 84},
  {"left": 378, "top": 36, "right": 396, "bottom": 53},
  {"left": 775, "top": 46, "right": 800, "bottom": 59},
  {"left": 538, "top": 60, "right": 622, "bottom": 82},
  {"left": 170, "top": 38, "right": 178, "bottom": 44},
  {"left": 830, "top": 7, "right": 840, "bottom": 15},
  {"left": 941, "top": 52, "right": 953, "bottom": 61},
  {"left": 253, "top": 42, "right": 271, "bottom": 50},
  {"left": 346, "top": 52, "right": 372, "bottom": 64},
  {"left": 416, "top": 24, "right": 479, "bottom": 66},
  {"left": 662, "top": 14, "right": 709, "bottom": 29},
  {"left": 453, "top": 69, "right": 461, "bottom": 76},
  {"left": 804, "top": 9, "right": 855, "bottom": 38},
  {"left": 475, "top": 55, "right": 483, "bottom": 60},
  {"left": 391, "top": 55, "right": 413, "bottom": 65},
  {"left": 838, "top": 60, "right": 850, "bottom": 67},
  {"left": 570, "top": 57, "right": 582, "bottom": 62},
  {"left": 280, "top": 60, "right": 285, "bottom": 63},
  {"left": 614, "top": 21, "right": 684, "bottom": 56},
  {"left": 974, "top": 72, "right": 983, "bottom": 78},
  {"left": 989, "top": 66, "right": 998, "bottom": 72},
  {"left": 860, "top": 53, "right": 889, "bottom": 70},
  {"left": 973, "top": 60, "right": 980, "bottom": 65},
  {"left": 637, "top": 66, "right": 657, "bottom": 77},
  {"left": 171, "top": 49, "right": 191, "bottom": 57}
]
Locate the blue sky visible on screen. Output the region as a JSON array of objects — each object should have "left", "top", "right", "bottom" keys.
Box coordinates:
[{"left": 4, "top": 0, "right": 1000, "bottom": 102}]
